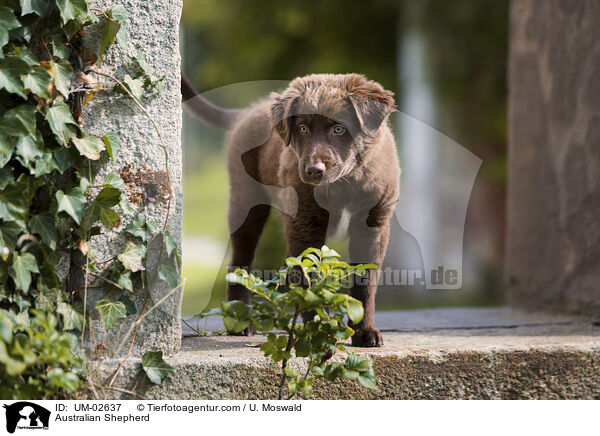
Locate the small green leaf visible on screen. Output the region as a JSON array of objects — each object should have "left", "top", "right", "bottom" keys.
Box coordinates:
[
  {"left": 0, "top": 7, "right": 20, "bottom": 48},
  {"left": 124, "top": 215, "right": 147, "bottom": 240},
  {"left": 52, "top": 35, "right": 70, "bottom": 59},
  {"left": 117, "top": 271, "right": 133, "bottom": 292},
  {"left": 3, "top": 105, "right": 37, "bottom": 136},
  {"left": 104, "top": 172, "right": 125, "bottom": 189},
  {"left": 57, "top": 302, "right": 83, "bottom": 330},
  {"left": 50, "top": 60, "right": 73, "bottom": 98},
  {"left": 56, "top": 188, "right": 85, "bottom": 224},
  {"left": 110, "top": 5, "right": 128, "bottom": 49},
  {"left": 55, "top": 0, "right": 89, "bottom": 24},
  {"left": 95, "top": 299, "right": 127, "bottom": 331},
  {"left": 15, "top": 131, "right": 44, "bottom": 166},
  {"left": 9, "top": 252, "right": 39, "bottom": 292},
  {"left": 158, "top": 261, "right": 178, "bottom": 288},
  {"left": 45, "top": 102, "right": 77, "bottom": 145},
  {"left": 72, "top": 134, "right": 105, "bottom": 160},
  {"left": 345, "top": 295, "right": 364, "bottom": 324},
  {"left": 47, "top": 368, "right": 81, "bottom": 392},
  {"left": 99, "top": 208, "right": 120, "bottom": 229},
  {"left": 23, "top": 66, "right": 52, "bottom": 98},
  {"left": 29, "top": 212, "right": 57, "bottom": 250},
  {"left": 162, "top": 231, "right": 177, "bottom": 258},
  {"left": 99, "top": 17, "right": 120, "bottom": 64},
  {"left": 0, "top": 56, "right": 29, "bottom": 98},
  {"left": 142, "top": 350, "right": 174, "bottom": 384},
  {"left": 95, "top": 186, "right": 121, "bottom": 208},
  {"left": 223, "top": 317, "right": 249, "bottom": 333},
  {"left": 20, "top": 0, "right": 49, "bottom": 16},
  {"left": 0, "top": 220, "right": 21, "bottom": 250},
  {"left": 101, "top": 132, "right": 121, "bottom": 160},
  {"left": 118, "top": 242, "right": 145, "bottom": 272}
]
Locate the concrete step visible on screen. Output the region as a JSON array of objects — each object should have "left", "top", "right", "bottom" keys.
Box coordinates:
[{"left": 89, "top": 308, "right": 600, "bottom": 399}]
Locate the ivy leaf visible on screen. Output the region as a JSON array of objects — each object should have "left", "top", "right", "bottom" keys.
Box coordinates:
[
  {"left": 57, "top": 302, "right": 83, "bottom": 330},
  {"left": 114, "top": 74, "right": 144, "bottom": 101},
  {"left": 163, "top": 231, "right": 176, "bottom": 258},
  {"left": 23, "top": 66, "right": 52, "bottom": 98},
  {"left": 29, "top": 212, "right": 57, "bottom": 250},
  {"left": 72, "top": 134, "right": 104, "bottom": 160},
  {"left": 142, "top": 350, "right": 174, "bottom": 384},
  {"left": 124, "top": 215, "right": 148, "bottom": 240},
  {"left": 110, "top": 5, "right": 128, "bottom": 50},
  {"left": 55, "top": 0, "right": 89, "bottom": 25},
  {"left": 117, "top": 271, "right": 133, "bottom": 292},
  {"left": 0, "top": 220, "right": 21, "bottom": 251},
  {"left": 101, "top": 132, "right": 121, "bottom": 160},
  {"left": 55, "top": 188, "right": 85, "bottom": 224},
  {"left": 104, "top": 172, "right": 124, "bottom": 189},
  {"left": 50, "top": 60, "right": 73, "bottom": 98},
  {"left": 345, "top": 295, "right": 364, "bottom": 324},
  {"left": 0, "top": 56, "right": 29, "bottom": 98},
  {"left": 158, "top": 261, "right": 178, "bottom": 288},
  {"left": 0, "top": 132, "right": 14, "bottom": 166},
  {"left": 0, "top": 182, "right": 28, "bottom": 224},
  {"left": 33, "top": 152, "right": 59, "bottom": 176},
  {"left": 0, "top": 7, "right": 20, "bottom": 48},
  {"left": 99, "top": 16, "right": 120, "bottom": 64},
  {"left": 52, "top": 35, "right": 69, "bottom": 59},
  {"left": 95, "top": 299, "right": 126, "bottom": 331},
  {"left": 15, "top": 131, "right": 44, "bottom": 167},
  {"left": 118, "top": 242, "right": 145, "bottom": 272},
  {"left": 0, "top": 166, "right": 12, "bottom": 189},
  {"left": 9, "top": 252, "right": 39, "bottom": 292},
  {"left": 99, "top": 208, "right": 120, "bottom": 229},
  {"left": 20, "top": 0, "right": 49, "bottom": 16},
  {"left": 45, "top": 102, "right": 77, "bottom": 145},
  {"left": 2, "top": 105, "right": 36, "bottom": 136},
  {"left": 95, "top": 186, "right": 121, "bottom": 208}
]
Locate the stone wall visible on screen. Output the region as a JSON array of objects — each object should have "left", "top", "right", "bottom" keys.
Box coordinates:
[
  {"left": 82, "top": 0, "right": 183, "bottom": 356},
  {"left": 506, "top": 0, "right": 600, "bottom": 315}
]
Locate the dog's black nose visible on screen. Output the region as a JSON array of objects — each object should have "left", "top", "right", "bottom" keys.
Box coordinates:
[{"left": 305, "top": 162, "right": 326, "bottom": 181}]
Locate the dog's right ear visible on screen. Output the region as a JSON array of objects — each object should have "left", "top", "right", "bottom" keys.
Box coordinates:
[{"left": 270, "top": 92, "right": 298, "bottom": 146}]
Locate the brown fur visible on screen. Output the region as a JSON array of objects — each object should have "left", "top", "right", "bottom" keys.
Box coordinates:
[{"left": 185, "top": 73, "right": 400, "bottom": 347}]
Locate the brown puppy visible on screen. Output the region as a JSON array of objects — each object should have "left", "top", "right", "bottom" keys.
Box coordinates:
[{"left": 182, "top": 74, "right": 400, "bottom": 347}]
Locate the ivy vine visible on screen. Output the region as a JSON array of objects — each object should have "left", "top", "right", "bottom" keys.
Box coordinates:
[{"left": 0, "top": 0, "right": 178, "bottom": 399}]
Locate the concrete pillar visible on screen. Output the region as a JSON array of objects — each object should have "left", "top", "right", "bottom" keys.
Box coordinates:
[
  {"left": 506, "top": 0, "right": 600, "bottom": 315},
  {"left": 82, "top": 0, "right": 183, "bottom": 356}
]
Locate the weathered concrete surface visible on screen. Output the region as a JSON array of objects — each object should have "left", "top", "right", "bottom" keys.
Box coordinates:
[
  {"left": 506, "top": 0, "right": 600, "bottom": 316},
  {"left": 82, "top": 0, "right": 183, "bottom": 356},
  {"left": 89, "top": 308, "right": 600, "bottom": 399}
]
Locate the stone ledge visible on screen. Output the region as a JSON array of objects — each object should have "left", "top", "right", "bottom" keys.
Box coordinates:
[{"left": 88, "top": 308, "right": 600, "bottom": 399}]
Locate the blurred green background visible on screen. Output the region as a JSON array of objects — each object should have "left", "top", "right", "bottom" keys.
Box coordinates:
[{"left": 180, "top": 0, "right": 508, "bottom": 316}]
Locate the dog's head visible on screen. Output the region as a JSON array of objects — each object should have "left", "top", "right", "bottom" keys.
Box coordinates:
[{"left": 271, "top": 74, "right": 395, "bottom": 185}]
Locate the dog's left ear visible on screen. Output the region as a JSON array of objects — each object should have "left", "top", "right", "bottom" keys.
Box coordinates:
[
  {"left": 270, "top": 92, "right": 299, "bottom": 146},
  {"left": 346, "top": 76, "right": 396, "bottom": 136}
]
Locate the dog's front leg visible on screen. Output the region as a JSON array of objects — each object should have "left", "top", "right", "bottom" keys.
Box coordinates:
[{"left": 348, "top": 213, "right": 391, "bottom": 347}]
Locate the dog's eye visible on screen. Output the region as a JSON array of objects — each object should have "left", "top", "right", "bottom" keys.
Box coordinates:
[
  {"left": 298, "top": 124, "right": 309, "bottom": 135},
  {"left": 332, "top": 124, "right": 346, "bottom": 135}
]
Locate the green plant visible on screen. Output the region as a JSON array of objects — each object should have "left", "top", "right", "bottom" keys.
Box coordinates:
[
  {"left": 0, "top": 0, "right": 177, "bottom": 398},
  {"left": 0, "top": 310, "right": 82, "bottom": 398},
  {"left": 200, "top": 246, "right": 377, "bottom": 399}
]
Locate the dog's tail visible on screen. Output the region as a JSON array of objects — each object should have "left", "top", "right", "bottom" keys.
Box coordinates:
[{"left": 181, "top": 74, "right": 242, "bottom": 130}]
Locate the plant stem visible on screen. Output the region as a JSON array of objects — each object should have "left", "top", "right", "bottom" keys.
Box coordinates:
[{"left": 278, "top": 307, "right": 299, "bottom": 400}]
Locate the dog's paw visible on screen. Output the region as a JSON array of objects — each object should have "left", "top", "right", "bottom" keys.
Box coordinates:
[{"left": 351, "top": 327, "right": 383, "bottom": 347}]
